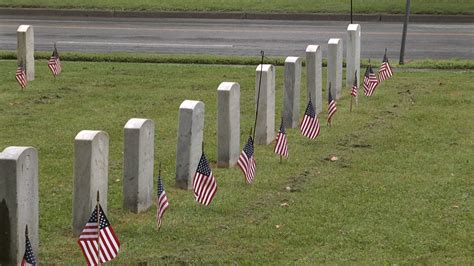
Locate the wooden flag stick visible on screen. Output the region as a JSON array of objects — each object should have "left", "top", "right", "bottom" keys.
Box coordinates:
[
  {"left": 96, "top": 190, "right": 101, "bottom": 265},
  {"left": 350, "top": 96, "right": 353, "bottom": 112}
]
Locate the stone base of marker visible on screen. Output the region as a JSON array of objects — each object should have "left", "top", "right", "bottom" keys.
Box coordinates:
[
  {"left": 0, "top": 146, "right": 38, "bottom": 265},
  {"left": 123, "top": 118, "right": 154, "bottom": 213},
  {"left": 17, "top": 25, "right": 34, "bottom": 81},
  {"left": 176, "top": 100, "right": 204, "bottom": 189},
  {"left": 72, "top": 130, "right": 109, "bottom": 236},
  {"left": 217, "top": 82, "right": 240, "bottom": 168},
  {"left": 306, "top": 45, "right": 322, "bottom": 114},
  {"left": 327, "top": 38, "right": 343, "bottom": 100},
  {"left": 255, "top": 64, "right": 275, "bottom": 145}
]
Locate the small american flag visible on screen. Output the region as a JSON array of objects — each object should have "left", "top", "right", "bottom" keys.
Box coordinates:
[
  {"left": 327, "top": 88, "right": 337, "bottom": 125},
  {"left": 238, "top": 136, "right": 256, "bottom": 184},
  {"left": 48, "top": 45, "right": 61, "bottom": 76},
  {"left": 274, "top": 119, "right": 288, "bottom": 157},
  {"left": 156, "top": 173, "right": 169, "bottom": 229},
  {"left": 300, "top": 98, "right": 320, "bottom": 139},
  {"left": 21, "top": 226, "right": 36, "bottom": 266},
  {"left": 78, "top": 204, "right": 120, "bottom": 266},
  {"left": 16, "top": 65, "right": 27, "bottom": 89},
  {"left": 378, "top": 49, "right": 393, "bottom": 81},
  {"left": 351, "top": 71, "right": 358, "bottom": 97},
  {"left": 363, "top": 64, "right": 379, "bottom": 96},
  {"left": 193, "top": 153, "right": 217, "bottom": 206}
]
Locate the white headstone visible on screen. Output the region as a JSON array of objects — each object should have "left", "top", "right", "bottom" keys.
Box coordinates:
[
  {"left": 176, "top": 100, "right": 204, "bottom": 189},
  {"left": 255, "top": 64, "right": 275, "bottom": 145},
  {"left": 327, "top": 38, "right": 343, "bottom": 100},
  {"left": 0, "top": 147, "right": 38, "bottom": 265},
  {"left": 16, "top": 25, "right": 34, "bottom": 81},
  {"left": 306, "top": 45, "right": 323, "bottom": 114},
  {"left": 283, "top": 56, "right": 302, "bottom": 128},
  {"left": 72, "top": 130, "right": 109, "bottom": 236},
  {"left": 217, "top": 82, "right": 240, "bottom": 168},
  {"left": 123, "top": 118, "right": 154, "bottom": 213},
  {"left": 346, "top": 24, "right": 361, "bottom": 103}
]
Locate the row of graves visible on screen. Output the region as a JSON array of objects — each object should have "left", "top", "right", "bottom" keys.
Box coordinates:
[{"left": 2, "top": 23, "right": 392, "bottom": 265}]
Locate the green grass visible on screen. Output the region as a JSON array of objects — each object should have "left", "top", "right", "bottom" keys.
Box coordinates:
[
  {"left": 2, "top": 50, "right": 474, "bottom": 69},
  {"left": 0, "top": 60, "right": 473, "bottom": 263},
  {"left": 1, "top": 0, "right": 474, "bottom": 15}
]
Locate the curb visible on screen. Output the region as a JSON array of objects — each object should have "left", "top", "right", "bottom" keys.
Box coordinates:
[{"left": 0, "top": 8, "right": 473, "bottom": 23}]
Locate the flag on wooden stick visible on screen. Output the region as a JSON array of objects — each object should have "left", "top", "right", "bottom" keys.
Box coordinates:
[
  {"left": 363, "top": 64, "right": 379, "bottom": 96},
  {"left": 48, "top": 44, "right": 62, "bottom": 77},
  {"left": 351, "top": 71, "right": 358, "bottom": 98},
  {"left": 193, "top": 152, "right": 217, "bottom": 206},
  {"left": 238, "top": 136, "right": 256, "bottom": 184},
  {"left": 156, "top": 170, "right": 169, "bottom": 230},
  {"left": 16, "top": 64, "right": 27, "bottom": 89},
  {"left": 274, "top": 119, "right": 288, "bottom": 157},
  {"left": 300, "top": 98, "right": 320, "bottom": 139},
  {"left": 327, "top": 87, "right": 337, "bottom": 126},
  {"left": 21, "top": 225, "right": 36, "bottom": 266},
  {"left": 378, "top": 49, "right": 393, "bottom": 81},
  {"left": 78, "top": 204, "right": 120, "bottom": 266}
]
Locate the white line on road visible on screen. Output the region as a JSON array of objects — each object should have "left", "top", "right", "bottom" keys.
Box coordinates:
[{"left": 57, "top": 41, "right": 233, "bottom": 48}]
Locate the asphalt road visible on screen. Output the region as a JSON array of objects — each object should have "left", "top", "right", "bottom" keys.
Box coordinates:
[{"left": 0, "top": 15, "right": 473, "bottom": 60}]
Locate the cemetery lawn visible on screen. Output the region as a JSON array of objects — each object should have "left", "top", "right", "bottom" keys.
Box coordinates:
[
  {"left": 0, "top": 60, "right": 473, "bottom": 264},
  {"left": 1, "top": 0, "right": 474, "bottom": 15}
]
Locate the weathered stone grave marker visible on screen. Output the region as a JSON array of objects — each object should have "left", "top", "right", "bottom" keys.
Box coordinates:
[
  {"left": 283, "top": 56, "right": 302, "bottom": 128},
  {"left": 73, "top": 130, "right": 109, "bottom": 236},
  {"left": 0, "top": 146, "right": 38, "bottom": 264},
  {"left": 346, "top": 24, "right": 361, "bottom": 103},
  {"left": 306, "top": 45, "right": 323, "bottom": 114},
  {"left": 176, "top": 100, "right": 204, "bottom": 189},
  {"left": 123, "top": 118, "right": 154, "bottom": 213},
  {"left": 255, "top": 64, "right": 275, "bottom": 144},
  {"left": 328, "top": 38, "right": 343, "bottom": 99},
  {"left": 217, "top": 82, "right": 240, "bottom": 168},
  {"left": 17, "top": 25, "right": 34, "bottom": 81}
]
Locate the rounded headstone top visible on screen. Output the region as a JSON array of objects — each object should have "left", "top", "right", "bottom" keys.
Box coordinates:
[
  {"left": 0, "top": 146, "right": 36, "bottom": 160},
  {"left": 285, "top": 56, "right": 301, "bottom": 64},
  {"left": 179, "top": 100, "right": 204, "bottom": 110},
  {"left": 256, "top": 64, "right": 273, "bottom": 72},
  {"left": 17, "top": 25, "right": 32, "bottom": 32},
  {"left": 124, "top": 118, "right": 154, "bottom": 129},
  {"left": 217, "top": 82, "right": 240, "bottom": 92},
  {"left": 75, "top": 130, "right": 108, "bottom": 141},
  {"left": 347, "top": 24, "right": 361, "bottom": 31},
  {"left": 328, "top": 38, "right": 341, "bottom": 45},
  {"left": 306, "top": 45, "right": 320, "bottom": 52}
]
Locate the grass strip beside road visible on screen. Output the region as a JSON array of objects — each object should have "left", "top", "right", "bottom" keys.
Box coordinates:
[
  {"left": 0, "top": 0, "right": 473, "bottom": 15},
  {"left": 1, "top": 51, "right": 473, "bottom": 69},
  {"left": 0, "top": 60, "right": 473, "bottom": 263}
]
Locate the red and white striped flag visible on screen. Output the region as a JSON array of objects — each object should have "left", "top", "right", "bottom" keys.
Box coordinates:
[
  {"left": 21, "top": 226, "right": 36, "bottom": 266},
  {"left": 327, "top": 88, "right": 337, "bottom": 125},
  {"left": 193, "top": 153, "right": 217, "bottom": 206},
  {"left": 16, "top": 65, "right": 27, "bottom": 89},
  {"left": 156, "top": 173, "right": 169, "bottom": 229},
  {"left": 274, "top": 119, "right": 288, "bottom": 157},
  {"left": 379, "top": 49, "right": 393, "bottom": 81},
  {"left": 78, "top": 204, "right": 120, "bottom": 266},
  {"left": 351, "top": 71, "right": 358, "bottom": 98},
  {"left": 363, "top": 64, "right": 379, "bottom": 96},
  {"left": 238, "top": 136, "right": 256, "bottom": 184},
  {"left": 300, "top": 98, "right": 320, "bottom": 139},
  {"left": 47, "top": 45, "right": 62, "bottom": 76}
]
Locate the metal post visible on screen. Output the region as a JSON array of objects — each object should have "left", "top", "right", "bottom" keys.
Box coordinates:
[
  {"left": 399, "top": 0, "right": 410, "bottom": 65},
  {"left": 350, "top": 0, "right": 353, "bottom": 24}
]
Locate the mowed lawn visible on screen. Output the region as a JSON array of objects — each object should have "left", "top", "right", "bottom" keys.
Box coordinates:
[
  {"left": 1, "top": 0, "right": 474, "bottom": 15},
  {"left": 0, "top": 60, "right": 473, "bottom": 264}
]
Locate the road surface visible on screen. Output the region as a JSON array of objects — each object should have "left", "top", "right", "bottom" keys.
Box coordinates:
[{"left": 0, "top": 15, "right": 473, "bottom": 60}]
